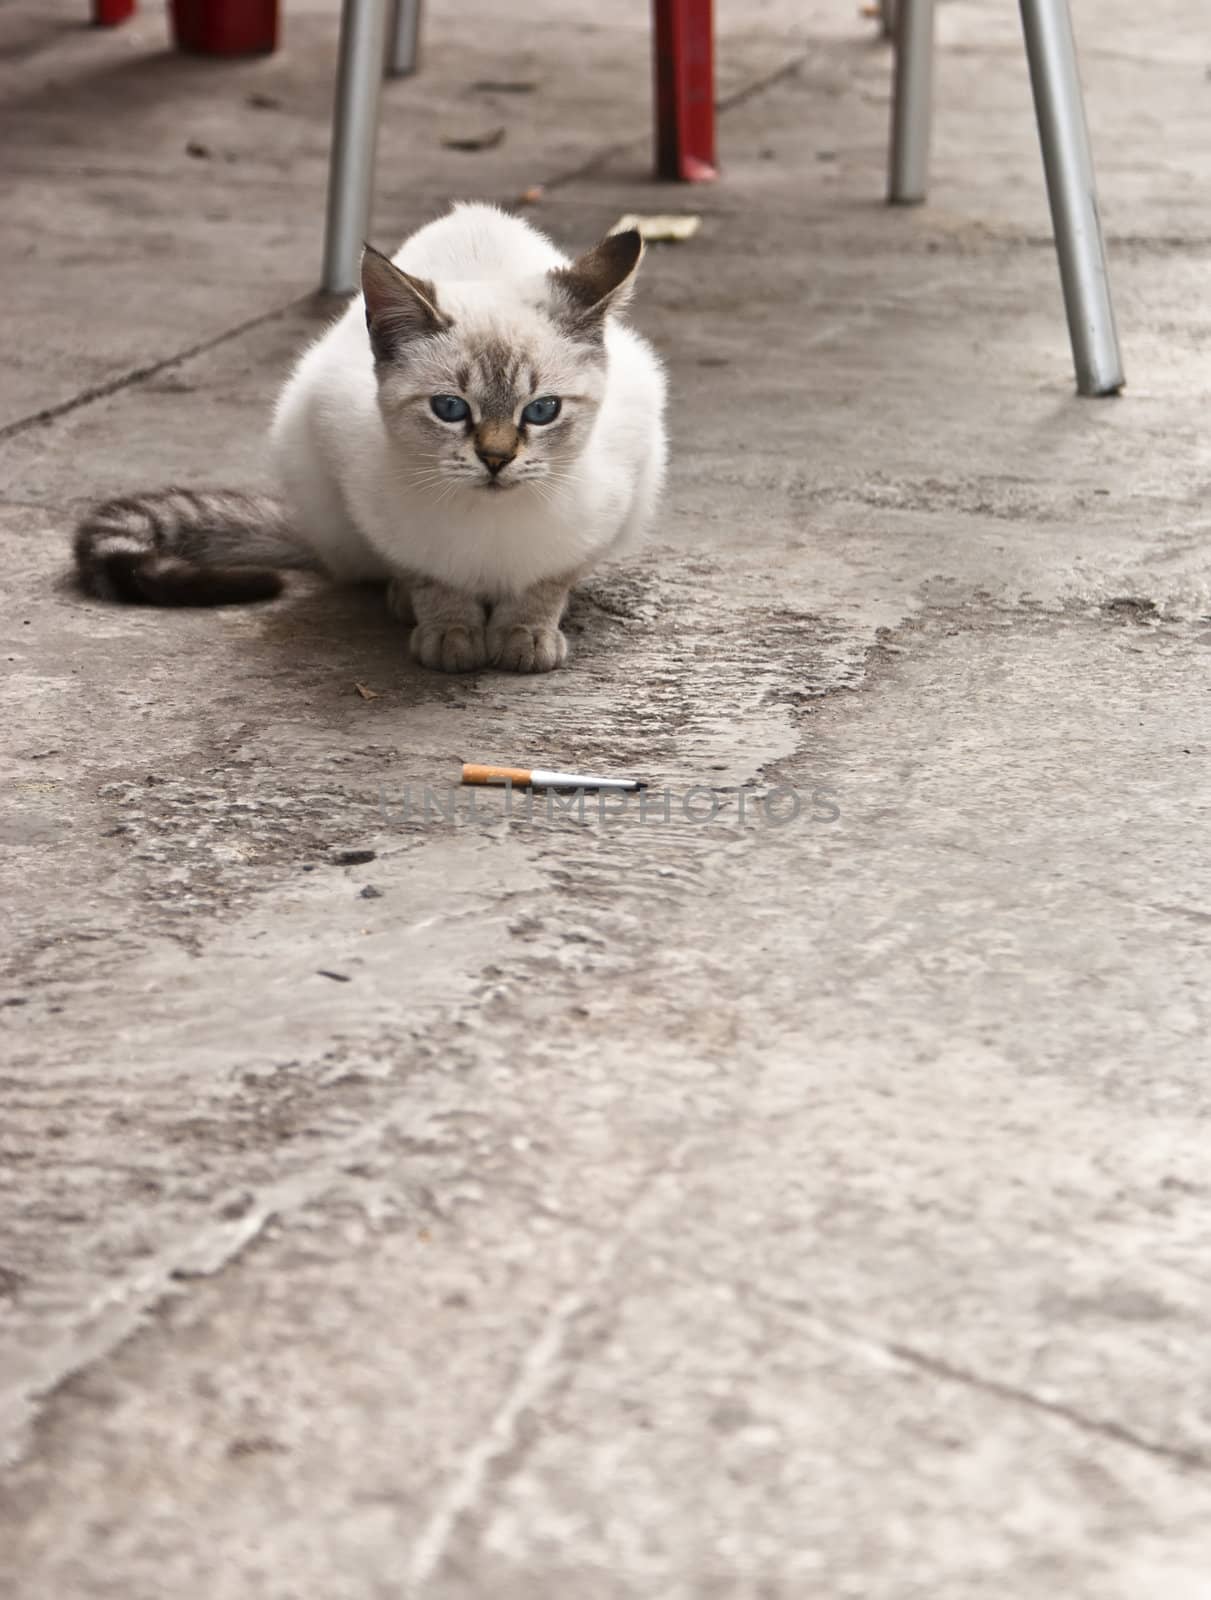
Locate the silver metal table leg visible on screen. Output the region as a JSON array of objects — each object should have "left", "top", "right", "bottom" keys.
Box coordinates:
[
  {"left": 1019, "top": 0, "right": 1124, "bottom": 394},
  {"left": 322, "top": 0, "right": 392, "bottom": 294},
  {"left": 888, "top": 0, "right": 935, "bottom": 204},
  {"left": 387, "top": 0, "right": 420, "bottom": 77}
]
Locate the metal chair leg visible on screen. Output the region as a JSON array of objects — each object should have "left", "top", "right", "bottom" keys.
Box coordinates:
[
  {"left": 322, "top": 0, "right": 391, "bottom": 294},
  {"left": 387, "top": 0, "right": 420, "bottom": 77},
  {"left": 1019, "top": 0, "right": 1124, "bottom": 394},
  {"left": 879, "top": 0, "right": 897, "bottom": 41},
  {"left": 887, "top": 0, "right": 934, "bottom": 204}
]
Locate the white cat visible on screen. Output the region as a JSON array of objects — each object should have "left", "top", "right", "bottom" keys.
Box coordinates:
[{"left": 74, "top": 203, "right": 668, "bottom": 674}]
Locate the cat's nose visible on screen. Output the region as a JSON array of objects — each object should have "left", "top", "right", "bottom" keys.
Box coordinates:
[{"left": 474, "top": 420, "right": 520, "bottom": 475}]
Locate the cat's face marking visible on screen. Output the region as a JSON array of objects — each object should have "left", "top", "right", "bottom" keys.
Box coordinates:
[{"left": 362, "top": 232, "right": 643, "bottom": 495}]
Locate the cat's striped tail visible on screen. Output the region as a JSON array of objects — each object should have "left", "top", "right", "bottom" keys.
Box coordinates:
[{"left": 73, "top": 488, "right": 316, "bottom": 606}]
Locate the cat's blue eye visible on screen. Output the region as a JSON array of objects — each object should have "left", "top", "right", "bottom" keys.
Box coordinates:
[
  {"left": 430, "top": 394, "right": 470, "bottom": 423},
  {"left": 522, "top": 396, "right": 561, "bottom": 426}
]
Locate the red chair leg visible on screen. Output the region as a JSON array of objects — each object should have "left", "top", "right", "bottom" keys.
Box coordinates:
[
  {"left": 170, "top": 0, "right": 279, "bottom": 54},
  {"left": 652, "top": 0, "right": 717, "bottom": 181},
  {"left": 93, "top": 0, "right": 136, "bottom": 23}
]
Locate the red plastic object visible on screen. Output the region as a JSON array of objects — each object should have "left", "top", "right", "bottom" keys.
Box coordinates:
[
  {"left": 93, "top": 0, "right": 136, "bottom": 24},
  {"left": 170, "top": 0, "right": 279, "bottom": 56},
  {"left": 652, "top": 0, "right": 717, "bottom": 182}
]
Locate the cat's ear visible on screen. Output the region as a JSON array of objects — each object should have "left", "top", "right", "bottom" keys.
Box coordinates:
[
  {"left": 548, "top": 229, "right": 644, "bottom": 337},
  {"left": 361, "top": 244, "right": 450, "bottom": 361}
]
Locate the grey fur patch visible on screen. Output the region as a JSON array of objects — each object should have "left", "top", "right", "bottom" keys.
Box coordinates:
[{"left": 471, "top": 338, "right": 527, "bottom": 421}]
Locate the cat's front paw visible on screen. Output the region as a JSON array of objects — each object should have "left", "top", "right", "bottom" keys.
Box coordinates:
[
  {"left": 411, "top": 621, "right": 488, "bottom": 673},
  {"left": 487, "top": 623, "right": 569, "bottom": 674}
]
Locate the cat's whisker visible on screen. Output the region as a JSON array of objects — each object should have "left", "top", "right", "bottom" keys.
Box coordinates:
[
  {"left": 398, "top": 468, "right": 452, "bottom": 490},
  {"left": 540, "top": 468, "right": 587, "bottom": 505}
]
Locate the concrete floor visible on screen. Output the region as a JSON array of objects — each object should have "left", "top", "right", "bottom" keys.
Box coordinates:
[{"left": 2, "top": 0, "right": 1211, "bottom": 1594}]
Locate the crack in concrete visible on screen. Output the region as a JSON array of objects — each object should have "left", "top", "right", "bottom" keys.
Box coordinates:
[
  {"left": 405, "top": 1135, "right": 697, "bottom": 1590},
  {"left": 715, "top": 54, "right": 810, "bottom": 113},
  {"left": 0, "top": 298, "right": 307, "bottom": 445},
  {"left": 404, "top": 1285, "right": 592, "bottom": 1593},
  {"left": 707, "top": 1277, "right": 1210, "bottom": 1479},
  {"left": 484, "top": 53, "right": 812, "bottom": 197},
  {"left": 921, "top": 832, "right": 1211, "bottom": 944},
  {"left": 0, "top": 1095, "right": 457, "bottom": 1465},
  {"left": 884, "top": 1342, "right": 1209, "bottom": 1474}
]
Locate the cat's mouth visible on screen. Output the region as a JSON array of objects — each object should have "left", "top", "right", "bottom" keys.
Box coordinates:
[{"left": 481, "top": 477, "right": 518, "bottom": 492}]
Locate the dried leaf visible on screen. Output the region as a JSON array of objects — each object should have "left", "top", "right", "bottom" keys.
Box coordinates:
[
  {"left": 441, "top": 126, "right": 506, "bottom": 152},
  {"left": 610, "top": 213, "right": 702, "bottom": 243},
  {"left": 517, "top": 184, "right": 545, "bottom": 205},
  {"left": 354, "top": 682, "right": 379, "bottom": 701},
  {"left": 472, "top": 80, "right": 537, "bottom": 95}
]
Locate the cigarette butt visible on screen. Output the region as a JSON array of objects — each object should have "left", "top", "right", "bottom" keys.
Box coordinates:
[{"left": 461, "top": 763, "right": 644, "bottom": 792}]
